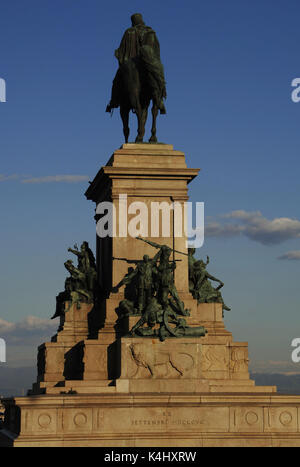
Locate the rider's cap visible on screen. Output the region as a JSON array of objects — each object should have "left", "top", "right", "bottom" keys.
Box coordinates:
[{"left": 131, "top": 13, "right": 144, "bottom": 26}]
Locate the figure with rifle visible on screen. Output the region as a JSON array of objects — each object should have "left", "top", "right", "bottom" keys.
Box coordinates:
[
  {"left": 112, "top": 254, "right": 159, "bottom": 313},
  {"left": 136, "top": 237, "right": 188, "bottom": 316}
]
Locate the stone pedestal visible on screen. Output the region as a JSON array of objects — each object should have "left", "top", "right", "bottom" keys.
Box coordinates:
[
  {"left": 1, "top": 143, "right": 300, "bottom": 447},
  {"left": 85, "top": 143, "right": 198, "bottom": 302},
  {"left": 27, "top": 303, "right": 276, "bottom": 396},
  {"left": 31, "top": 303, "right": 93, "bottom": 389}
]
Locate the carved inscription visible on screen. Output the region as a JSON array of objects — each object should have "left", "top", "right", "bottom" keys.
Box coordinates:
[{"left": 131, "top": 411, "right": 205, "bottom": 427}]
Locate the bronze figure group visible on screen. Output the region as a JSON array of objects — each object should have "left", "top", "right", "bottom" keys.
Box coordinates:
[
  {"left": 113, "top": 238, "right": 206, "bottom": 341},
  {"left": 188, "top": 248, "right": 230, "bottom": 315},
  {"left": 52, "top": 242, "right": 97, "bottom": 319},
  {"left": 53, "top": 237, "right": 229, "bottom": 341}
]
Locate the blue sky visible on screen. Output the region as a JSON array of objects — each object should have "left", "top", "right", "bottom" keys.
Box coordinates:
[{"left": 1, "top": 0, "right": 300, "bottom": 372}]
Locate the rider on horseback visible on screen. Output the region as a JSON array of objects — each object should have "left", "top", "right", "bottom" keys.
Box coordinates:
[{"left": 106, "top": 13, "right": 166, "bottom": 115}]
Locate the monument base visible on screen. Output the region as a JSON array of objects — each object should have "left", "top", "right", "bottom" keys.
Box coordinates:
[
  {"left": 2, "top": 392, "right": 300, "bottom": 447},
  {"left": 2, "top": 303, "right": 300, "bottom": 447},
  {"left": 2, "top": 144, "right": 300, "bottom": 447}
]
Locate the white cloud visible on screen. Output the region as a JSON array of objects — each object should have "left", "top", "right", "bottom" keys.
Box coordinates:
[
  {"left": 278, "top": 250, "right": 300, "bottom": 261},
  {"left": 206, "top": 210, "right": 300, "bottom": 245},
  {"left": 22, "top": 175, "right": 90, "bottom": 184},
  {"left": 0, "top": 315, "right": 57, "bottom": 345},
  {"left": 0, "top": 174, "right": 21, "bottom": 182},
  {"left": 0, "top": 318, "right": 15, "bottom": 333},
  {"left": 205, "top": 221, "right": 244, "bottom": 238},
  {"left": 0, "top": 174, "right": 90, "bottom": 184}
]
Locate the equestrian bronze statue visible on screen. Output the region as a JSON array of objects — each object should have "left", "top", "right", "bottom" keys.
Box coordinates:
[{"left": 106, "top": 13, "right": 167, "bottom": 143}]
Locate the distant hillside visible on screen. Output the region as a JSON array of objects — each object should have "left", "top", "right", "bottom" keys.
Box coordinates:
[
  {"left": 251, "top": 373, "right": 300, "bottom": 394},
  {"left": 1, "top": 367, "right": 300, "bottom": 397},
  {"left": 0, "top": 367, "right": 36, "bottom": 397}
]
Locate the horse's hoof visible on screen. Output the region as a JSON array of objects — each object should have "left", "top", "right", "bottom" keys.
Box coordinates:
[
  {"left": 135, "top": 137, "right": 143, "bottom": 143},
  {"left": 149, "top": 136, "right": 157, "bottom": 144}
]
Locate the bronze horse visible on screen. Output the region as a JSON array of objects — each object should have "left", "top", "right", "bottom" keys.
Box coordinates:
[{"left": 106, "top": 57, "right": 166, "bottom": 144}]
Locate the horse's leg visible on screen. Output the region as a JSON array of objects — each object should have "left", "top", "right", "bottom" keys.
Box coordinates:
[
  {"left": 120, "top": 105, "right": 130, "bottom": 143},
  {"left": 140, "top": 106, "right": 148, "bottom": 141},
  {"left": 149, "top": 103, "right": 159, "bottom": 143},
  {"left": 135, "top": 103, "right": 147, "bottom": 143},
  {"left": 135, "top": 110, "right": 142, "bottom": 143}
]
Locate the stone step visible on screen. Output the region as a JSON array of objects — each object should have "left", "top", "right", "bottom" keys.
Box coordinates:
[
  {"left": 208, "top": 379, "right": 255, "bottom": 386},
  {"left": 39, "top": 381, "right": 65, "bottom": 388},
  {"left": 209, "top": 384, "right": 277, "bottom": 393},
  {"left": 46, "top": 386, "right": 116, "bottom": 395},
  {"left": 65, "top": 380, "right": 114, "bottom": 387}
]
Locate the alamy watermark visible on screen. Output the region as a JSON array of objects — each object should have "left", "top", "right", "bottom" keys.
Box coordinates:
[
  {"left": 96, "top": 195, "right": 204, "bottom": 248},
  {"left": 291, "top": 78, "right": 300, "bottom": 103},
  {"left": 0, "top": 338, "right": 6, "bottom": 363},
  {"left": 0, "top": 78, "right": 6, "bottom": 102},
  {"left": 291, "top": 338, "right": 300, "bottom": 363}
]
